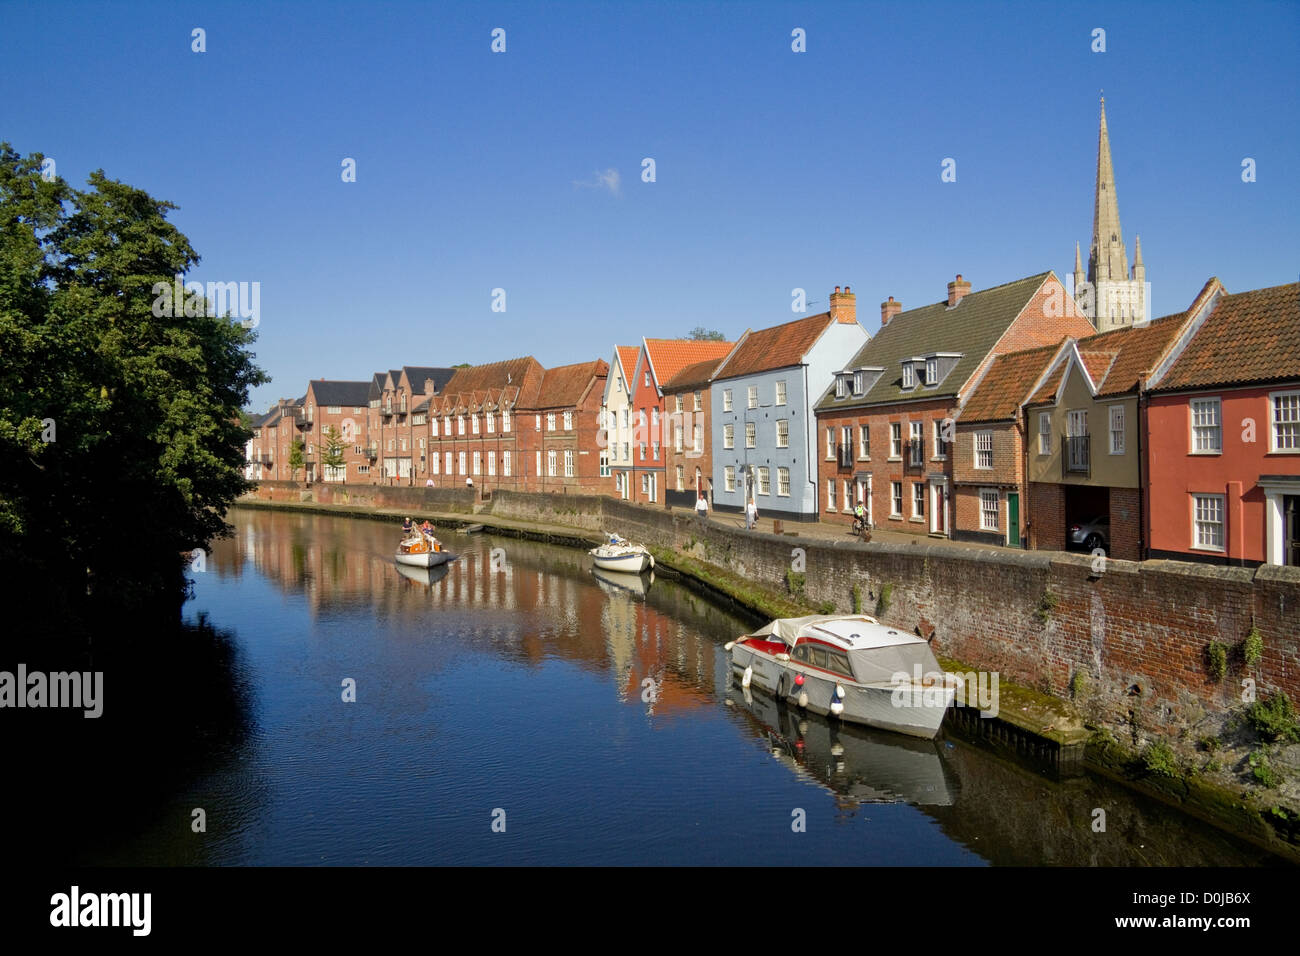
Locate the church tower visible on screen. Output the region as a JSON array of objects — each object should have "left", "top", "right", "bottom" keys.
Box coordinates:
[{"left": 1074, "top": 96, "right": 1147, "bottom": 330}]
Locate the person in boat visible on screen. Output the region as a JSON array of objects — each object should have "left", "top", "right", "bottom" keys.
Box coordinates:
[
  {"left": 402, "top": 516, "right": 414, "bottom": 534},
  {"left": 420, "top": 520, "right": 433, "bottom": 535}
]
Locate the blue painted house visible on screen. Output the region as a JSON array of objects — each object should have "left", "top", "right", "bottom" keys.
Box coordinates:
[{"left": 710, "top": 287, "right": 870, "bottom": 520}]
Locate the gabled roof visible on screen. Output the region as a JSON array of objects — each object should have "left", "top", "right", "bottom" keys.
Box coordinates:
[
  {"left": 958, "top": 343, "right": 1061, "bottom": 423},
  {"left": 816, "top": 273, "right": 1053, "bottom": 412},
  {"left": 615, "top": 346, "right": 640, "bottom": 383},
  {"left": 430, "top": 357, "right": 544, "bottom": 414},
  {"left": 663, "top": 357, "right": 726, "bottom": 392},
  {"left": 712, "top": 312, "right": 839, "bottom": 382},
  {"left": 305, "top": 380, "right": 371, "bottom": 407},
  {"left": 1026, "top": 311, "right": 1193, "bottom": 405},
  {"left": 402, "top": 366, "right": 456, "bottom": 395},
  {"left": 642, "top": 339, "right": 735, "bottom": 391},
  {"left": 534, "top": 359, "right": 609, "bottom": 409},
  {"left": 1152, "top": 282, "right": 1300, "bottom": 392}
]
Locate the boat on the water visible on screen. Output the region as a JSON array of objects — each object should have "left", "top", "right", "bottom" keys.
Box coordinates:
[
  {"left": 395, "top": 532, "right": 456, "bottom": 568},
  {"left": 589, "top": 533, "right": 655, "bottom": 573},
  {"left": 727, "top": 614, "right": 961, "bottom": 739}
]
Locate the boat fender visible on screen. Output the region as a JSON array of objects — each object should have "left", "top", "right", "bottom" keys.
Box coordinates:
[
  {"left": 797, "top": 691, "right": 809, "bottom": 709},
  {"left": 741, "top": 666, "right": 752, "bottom": 689},
  {"left": 830, "top": 683, "right": 846, "bottom": 717},
  {"left": 724, "top": 641, "right": 735, "bottom": 651},
  {"left": 649, "top": 554, "right": 655, "bottom": 568},
  {"left": 794, "top": 674, "right": 804, "bottom": 686}
]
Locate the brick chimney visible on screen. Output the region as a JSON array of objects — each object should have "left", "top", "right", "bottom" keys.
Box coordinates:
[
  {"left": 880, "top": 296, "right": 902, "bottom": 326},
  {"left": 829, "top": 285, "right": 857, "bottom": 324},
  {"left": 947, "top": 274, "right": 971, "bottom": 307}
]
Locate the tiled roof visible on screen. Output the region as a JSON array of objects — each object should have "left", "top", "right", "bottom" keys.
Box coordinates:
[
  {"left": 959, "top": 344, "right": 1060, "bottom": 423},
  {"left": 306, "top": 380, "right": 371, "bottom": 407},
  {"left": 643, "top": 339, "right": 735, "bottom": 389},
  {"left": 430, "top": 357, "right": 544, "bottom": 413},
  {"left": 615, "top": 346, "right": 640, "bottom": 383},
  {"left": 663, "top": 357, "right": 725, "bottom": 391},
  {"left": 535, "top": 359, "right": 609, "bottom": 408},
  {"left": 1154, "top": 282, "right": 1300, "bottom": 391},
  {"left": 816, "top": 273, "right": 1053, "bottom": 411},
  {"left": 1025, "top": 311, "right": 1194, "bottom": 405},
  {"left": 713, "top": 312, "right": 835, "bottom": 382}
]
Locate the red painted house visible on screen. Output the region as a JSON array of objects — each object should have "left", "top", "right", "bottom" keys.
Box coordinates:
[{"left": 1145, "top": 281, "right": 1300, "bottom": 566}]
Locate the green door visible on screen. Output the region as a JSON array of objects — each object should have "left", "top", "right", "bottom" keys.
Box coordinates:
[{"left": 1007, "top": 493, "right": 1020, "bottom": 547}]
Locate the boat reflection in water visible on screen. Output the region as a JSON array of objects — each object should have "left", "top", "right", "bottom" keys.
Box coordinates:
[
  {"left": 591, "top": 566, "right": 655, "bottom": 599},
  {"left": 394, "top": 561, "right": 452, "bottom": 587},
  {"left": 727, "top": 682, "right": 958, "bottom": 808}
]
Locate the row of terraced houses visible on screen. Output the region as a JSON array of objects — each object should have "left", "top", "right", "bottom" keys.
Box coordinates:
[{"left": 247, "top": 102, "right": 1298, "bottom": 568}]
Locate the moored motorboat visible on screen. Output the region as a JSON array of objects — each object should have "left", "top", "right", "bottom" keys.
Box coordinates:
[
  {"left": 589, "top": 533, "right": 655, "bottom": 573},
  {"left": 727, "top": 614, "right": 961, "bottom": 739},
  {"left": 395, "top": 532, "right": 456, "bottom": 568}
]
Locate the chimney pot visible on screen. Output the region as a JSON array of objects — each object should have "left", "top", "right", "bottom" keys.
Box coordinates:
[
  {"left": 829, "top": 284, "right": 857, "bottom": 324},
  {"left": 880, "top": 296, "right": 903, "bottom": 326},
  {"left": 947, "top": 274, "right": 972, "bottom": 307}
]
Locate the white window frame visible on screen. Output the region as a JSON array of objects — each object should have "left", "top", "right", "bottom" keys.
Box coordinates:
[
  {"left": 777, "top": 467, "right": 790, "bottom": 497},
  {"left": 979, "top": 489, "right": 999, "bottom": 531},
  {"left": 472, "top": 451, "right": 481, "bottom": 475},
  {"left": 776, "top": 419, "right": 789, "bottom": 448},
  {"left": 890, "top": 423, "right": 902, "bottom": 460},
  {"left": 890, "top": 481, "right": 903, "bottom": 518},
  {"left": 826, "top": 478, "right": 836, "bottom": 511},
  {"left": 1038, "top": 412, "right": 1052, "bottom": 455},
  {"left": 853, "top": 371, "right": 864, "bottom": 396},
  {"left": 1190, "top": 398, "right": 1222, "bottom": 454},
  {"left": 755, "top": 466, "right": 770, "bottom": 496},
  {"left": 975, "top": 430, "right": 993, "bottom": 469},
  {"left": 903, "top": 364, "right": 915, "bottom": 389},
  {"left": 487, "top": 452, "right": 496, "bottom": 476},
  {"left": 724, "top": 423, "right": 735, "bottom": 450},
  {"left": 775, "top": 381, "right": 787, "bottom": 406},
  {"left": 723, "top": 389, "right": 733, "bottom": 412},
  {"left": 925, "top": 357, "right": 938, "bottom": 386},
  {"left": 564, "top": 449, "right": 574, "bottom": 478},
  {"left": 1192, "top": 493, "right": 1225, "bottom": 551},
  {"left": 725, "top": 466, "right": 736, "bottom": 493},
  {"left": 745, "top": 422, "right": 756, "bottom": 449},
  {"left": 826, "top": 426, "right": 835, "bottom": 460},
  {"left": 1270, "top": 390, "right": 1300, "bottom": 453},
  {"left": 835, "top": 377, "right": 847, "bottom": 399},
  {"left": 747, "top": 385, "right": 758, "bottom": 409},
  {"left": 912, "top": 481, "right": 925, "bottom": 518},
  {"left": 1109, "top": 404, "right": 1126, "bottom": 455},
  {"left": 547, "top": 450, "right": 557, "bottom": 477},
  {"left": 564, "top": 410, "right": 574, "bottom": 431},
  {"left": 676, "top": 465, "right": 684, "bottom": 491},
  {"left": 503, "top": 450, "right": 512, "bottom": 476},
  {"left": 858, "top": 425, "right": 869, "bottom": 459}
]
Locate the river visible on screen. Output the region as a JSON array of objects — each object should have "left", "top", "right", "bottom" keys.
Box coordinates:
[{"left": 72, "top": 508, "right": 1283, "bottom": 865}]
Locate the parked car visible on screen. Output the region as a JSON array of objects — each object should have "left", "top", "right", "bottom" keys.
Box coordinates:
[{"left": 1069, "top": 515, "right": 1109, "bottom": 554}]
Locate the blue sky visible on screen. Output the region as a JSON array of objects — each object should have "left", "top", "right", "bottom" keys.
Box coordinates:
[{"left": 4, "top": 0, "right": 1297, "bottom": 410}]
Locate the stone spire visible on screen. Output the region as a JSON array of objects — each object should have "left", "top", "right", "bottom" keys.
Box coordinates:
[
  {"left": 1133, "top": 234, "right": 1145, "bottom": 285},
  {"left": 1089, "top": 95, "right": 1129, "bottom": 285}
]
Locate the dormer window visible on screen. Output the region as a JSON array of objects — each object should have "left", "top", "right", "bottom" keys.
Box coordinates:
[
  {"left": 835, "top": 376, "right": 848, "bottom": 399},
  {"left": 925, "top": 358, "right": 938, "bottom": 385},
  {"left": 902, "top": 364, "right": 916, "bottom": 389},
  {"left": 853, "top": 371, "right": 865, "bottom": 395}
]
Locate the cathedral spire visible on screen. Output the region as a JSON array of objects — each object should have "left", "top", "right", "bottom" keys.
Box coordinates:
[{"left": 1090, "top": 94, "right": 1128, "bottom": 285}]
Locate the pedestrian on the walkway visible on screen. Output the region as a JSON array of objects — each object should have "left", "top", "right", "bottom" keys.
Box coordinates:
[
  {"left": 695, "top": 493, "right": 708, "bottom": 522},
  {"left": 745, "top": 498, "right": 758, "bottom": 531}
]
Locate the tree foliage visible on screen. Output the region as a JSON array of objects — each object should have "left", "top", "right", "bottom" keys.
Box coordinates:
[
  {"left": 683, "top": 327, "right": 726, "bottom": 341},
  {"left": 321, "top": 425, "right": 346, "bottom": 477},
  {"left": 0, "top": 143, "right": 268, "bottom": 619}
]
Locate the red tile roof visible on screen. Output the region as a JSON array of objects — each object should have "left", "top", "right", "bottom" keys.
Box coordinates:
[
  {"left": 959, "top": 344, "right": 1060, "bottom": 422},
  {"left": 430, "top": 357, "right": 543, "bottom": 413},
  {"left": 643, "top": 339, "right": 735, "bottom": 388},
  {"left": 1025, "top": 312, "right": 1191, "bottom": 405},
  {"left": 534, "top": 359, "right": 609, "bottom": 409},
  {"left": 712, "top": 312, "right": 833, "bottom": 381},
  {"left": 1154, "top": 282, "right": 1300, "bottom": 391},
  {"left": 615, "top": 346, "right": 641, "bottom": 383}
]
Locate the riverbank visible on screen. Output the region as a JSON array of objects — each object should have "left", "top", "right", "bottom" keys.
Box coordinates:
[{"left": 233, "top": 485, "right": 1300, "bottom": 859}]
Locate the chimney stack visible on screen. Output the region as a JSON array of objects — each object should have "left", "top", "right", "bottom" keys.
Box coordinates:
[
  {"left": 829, "top": 285, "right": 857, "bottom": 324},
  {"left": 880, "top": 296, "right": 902, "bottom": 326},
  {"left": 947, "top": 274, "right": 971, "bottom": 307}
]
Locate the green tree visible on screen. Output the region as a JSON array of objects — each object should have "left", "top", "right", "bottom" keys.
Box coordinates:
[
  {"left": 321, "top": 425, "right": 346, "bottom": 480},
  {"left": 683, "top": 327, "right": 726, "bottom": 341},
  {"left": 0, "top": 143, "right": 268, "bottom": 618},
  {"left": 289, "top": 439, "right": 305, "bottom": 480}
]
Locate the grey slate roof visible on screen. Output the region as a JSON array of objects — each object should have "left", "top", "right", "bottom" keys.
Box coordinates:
[
  {"left": 307, "top": 380, "right": 371, "bottom": 407},
  {"left": 403, "top": 366, "right": 457, "bottom": 394},
  {"left": 814, "top": 272, "right": 1051, "bottom": 412}
]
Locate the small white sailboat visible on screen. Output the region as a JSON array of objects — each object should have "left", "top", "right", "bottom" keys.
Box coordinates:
[{"left": 589, "top": 533, "right": 655, "bottom": 574}]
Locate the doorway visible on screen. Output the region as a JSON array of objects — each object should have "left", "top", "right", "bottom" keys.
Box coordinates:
[
  {"left": 1287, "top": 495, "right": 1299, "bottom": 566},
  {"left": 1007, "top": 492, "right": 1021, "bottom": 547}
]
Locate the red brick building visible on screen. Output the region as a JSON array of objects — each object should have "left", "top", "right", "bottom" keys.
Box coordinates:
[
  {"left": 427, "top": 357, "right": 545, "bottom": 492},
  {"left": 529, "top": 359, "right": 610, "bottom": 494},
  {"left": 1145, "top": 281, "right": 1300, "bottom": 566},
  {"left": 301, "top": 380, "right": 373, "bottom": 482},
  {"left": 814, "top": 272, "right": 1096, "bottom": 538},
  {"left": 246, "top": 396, "right": 304, "bottom": 481},
  {"left": 662, "top": 358, "right": 726, "bottom": 508},
  {"left": 369, "top": 366, "right": 456, "bottom": 484}
]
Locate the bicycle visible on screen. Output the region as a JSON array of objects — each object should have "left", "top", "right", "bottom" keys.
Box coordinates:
[{"left": 852, "top": 514, "right": 871, "bottom": 540}]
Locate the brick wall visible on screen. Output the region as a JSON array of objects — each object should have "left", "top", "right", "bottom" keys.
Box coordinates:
[
  {"left": 1109, "top": 486, "right": 1142, "bottom": 561},
  {"left": 1029, "top": 482, "right": 1065, "bottom": 552},
  {"left": 248, "top": 480, "right": 477, "bottom": 514}
]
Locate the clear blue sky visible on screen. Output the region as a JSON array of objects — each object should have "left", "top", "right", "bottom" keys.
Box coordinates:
[{"left": 4, "top": 0, "right": 1297, "bottom": 410}]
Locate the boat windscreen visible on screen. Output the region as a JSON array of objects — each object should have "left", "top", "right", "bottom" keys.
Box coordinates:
[{"left": 849, "top": 643, "right": 944, "bottom": 685}]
